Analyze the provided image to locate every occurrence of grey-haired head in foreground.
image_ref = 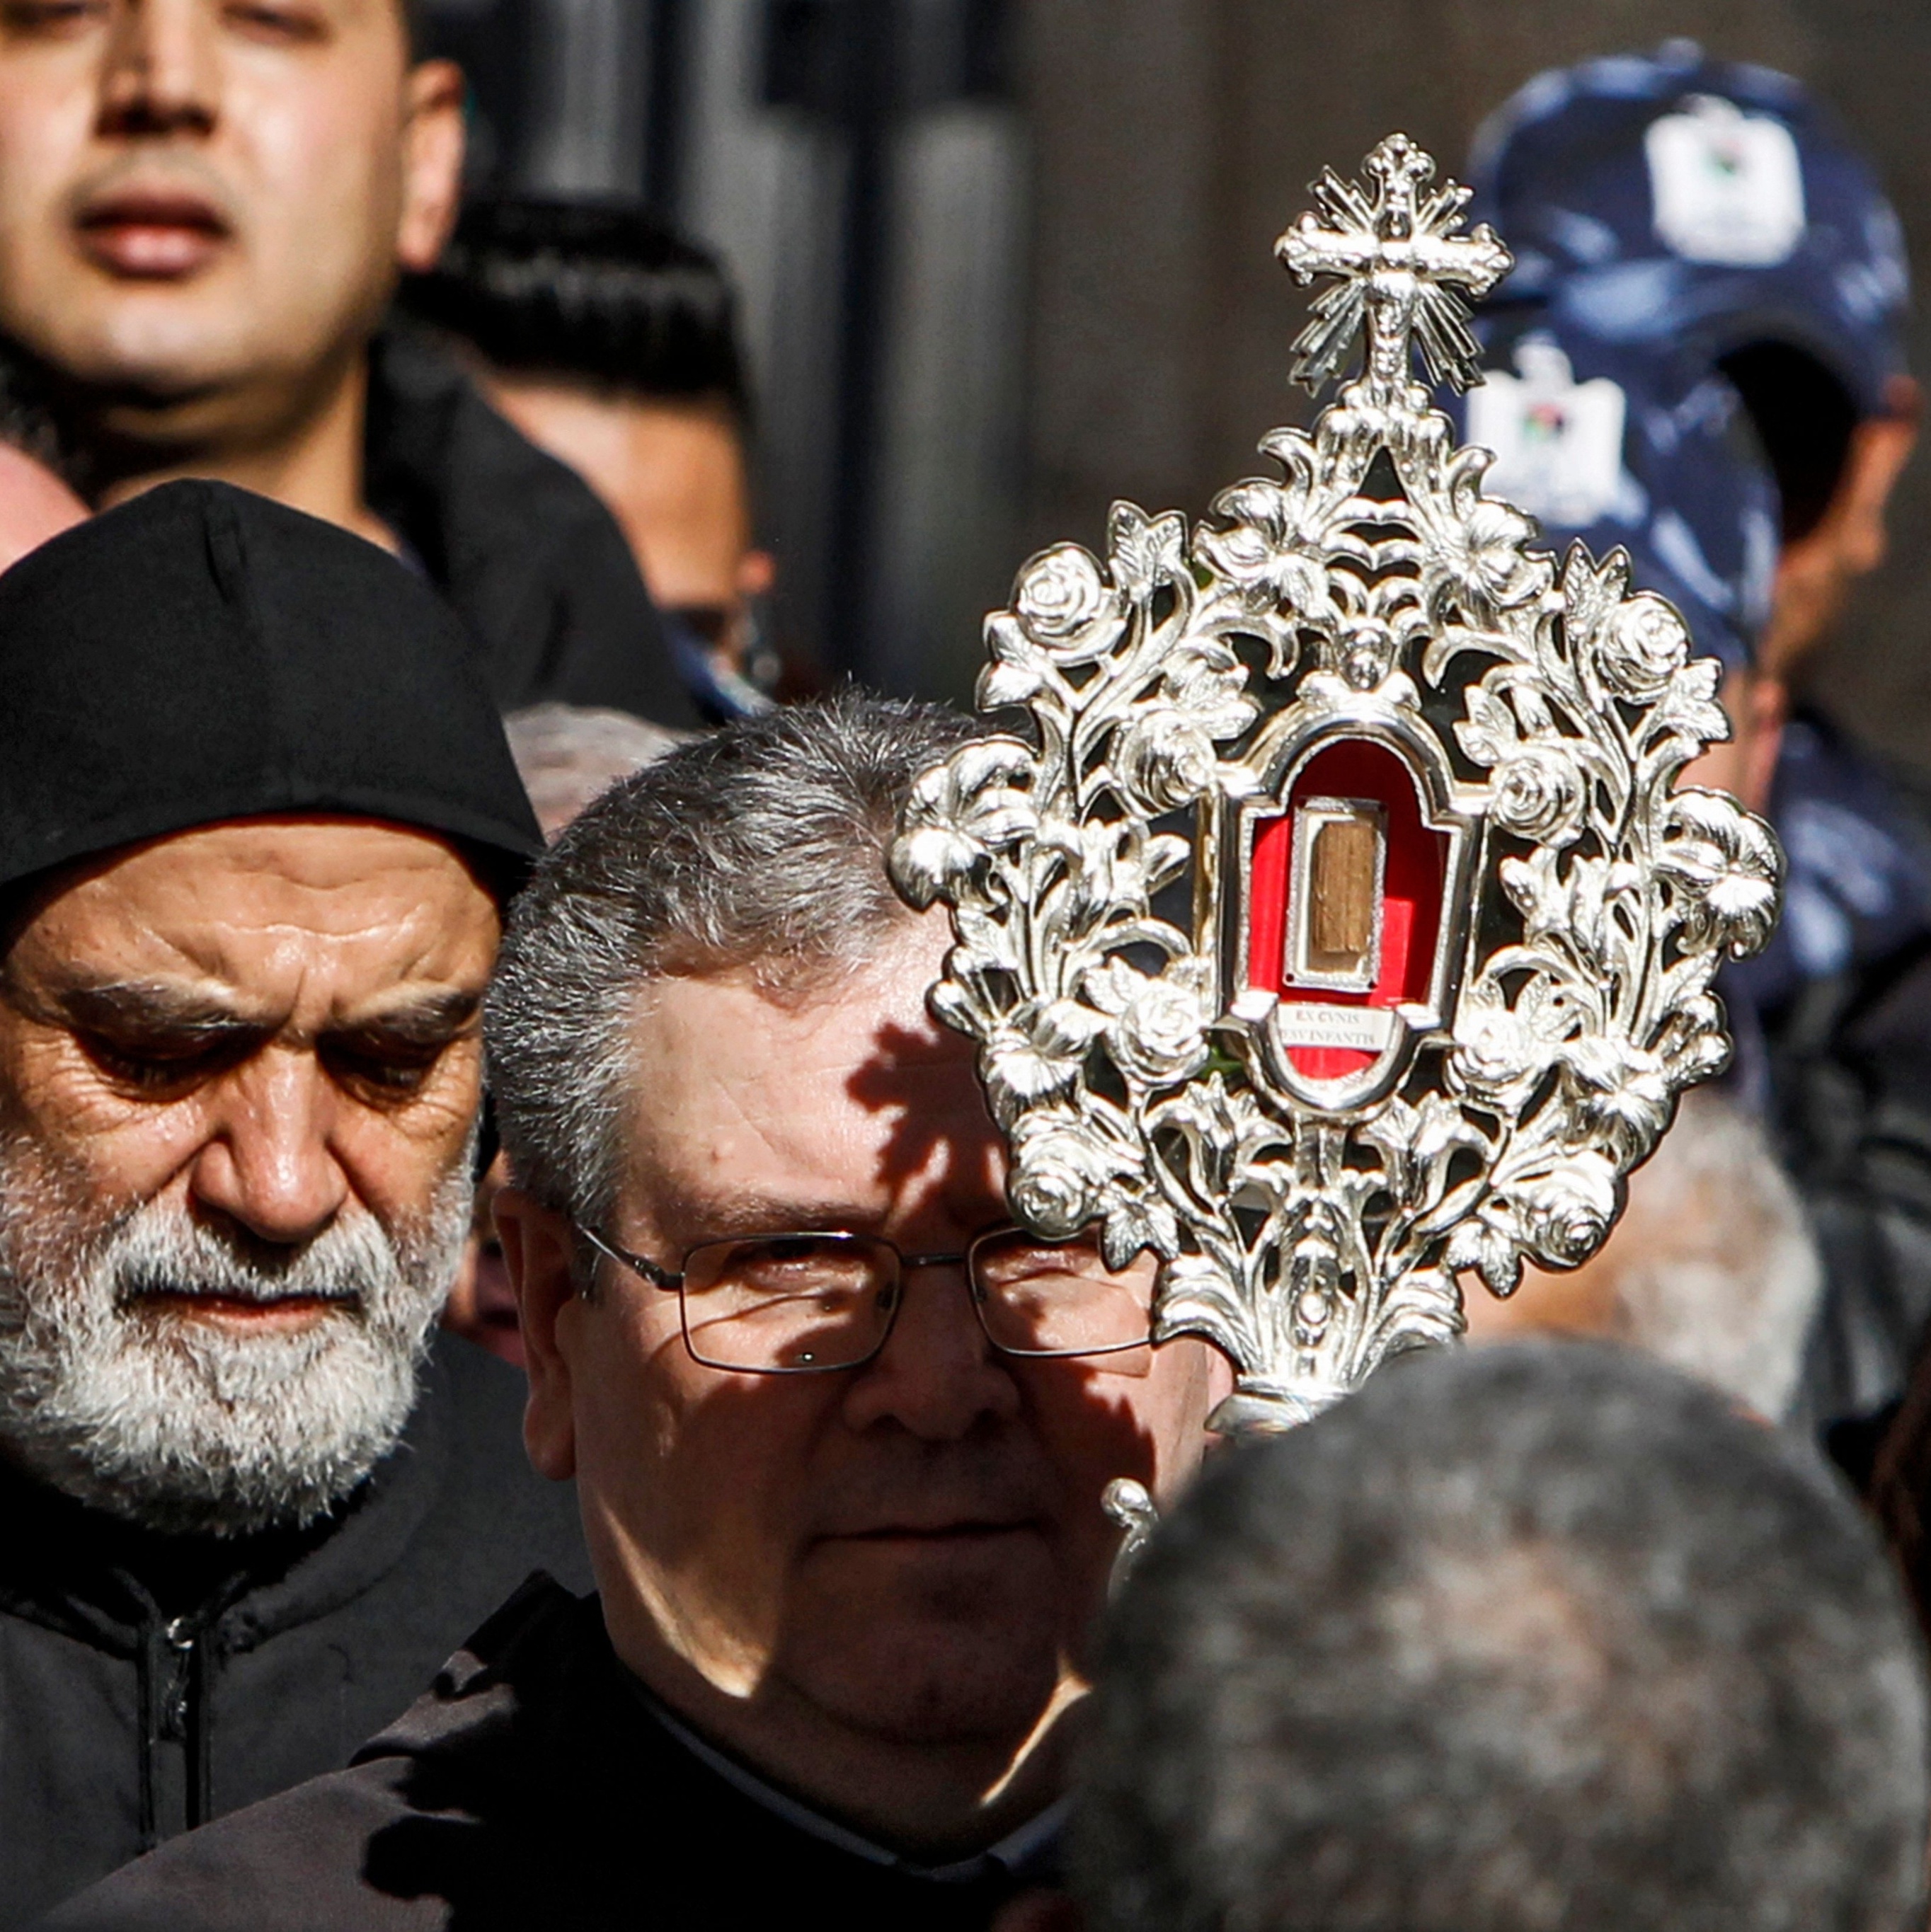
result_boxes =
[1076,1340,1930,1932]
[483,690,975,1233]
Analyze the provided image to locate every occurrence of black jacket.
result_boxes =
[1720,715,1931,1451]
[1,1333,590,1928]
[1767,936,1931,1445]
[41,1577,1053,1932]
[363,328,700,728]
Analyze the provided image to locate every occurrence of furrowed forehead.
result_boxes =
[1,822,498,1006]
[25,820,488,916]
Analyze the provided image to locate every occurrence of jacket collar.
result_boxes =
[355,1575,1067,1894]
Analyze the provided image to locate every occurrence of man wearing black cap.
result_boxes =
[0,0,694,725]
[0,480,588,1927]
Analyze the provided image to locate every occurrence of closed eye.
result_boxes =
[319,1036,450,1103]
[0,0,108,35]
[219,0,329,45]
[74,1025,260,1098]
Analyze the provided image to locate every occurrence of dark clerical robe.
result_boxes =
[3,1334,590,1927]
[40,1576,1058,1932]
[364,327,700,728]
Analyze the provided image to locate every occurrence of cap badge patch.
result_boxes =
[1466,338,1629,527]
[1646,93,1806,268]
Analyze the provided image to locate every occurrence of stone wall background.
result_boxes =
[1016,0,1931,772]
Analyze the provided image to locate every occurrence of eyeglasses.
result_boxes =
[575,1223,1156,1376]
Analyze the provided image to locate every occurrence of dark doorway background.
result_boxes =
[420,0,1026,703]
[421,0,1931,776]
[1021,0,1931,778]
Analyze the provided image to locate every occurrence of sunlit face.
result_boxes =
[0,817,498,1529]
[0,0,460,452]
[510,916,1225,1788]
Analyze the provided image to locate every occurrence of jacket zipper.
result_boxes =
[161,1617,195,1742]
[139,1612,214,1846]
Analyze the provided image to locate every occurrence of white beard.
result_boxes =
[0,1136,473,1537]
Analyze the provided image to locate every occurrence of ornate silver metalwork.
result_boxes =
[890,134,1781,1434]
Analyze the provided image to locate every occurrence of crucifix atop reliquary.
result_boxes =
[891,134,1782,1438]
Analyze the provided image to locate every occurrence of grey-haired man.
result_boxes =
[1075,1342,1929,1932]
[48,693,1232,1932]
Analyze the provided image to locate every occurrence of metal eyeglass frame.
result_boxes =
[573,1222,1154,1375]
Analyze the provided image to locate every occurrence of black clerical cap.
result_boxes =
[0,480,542,897]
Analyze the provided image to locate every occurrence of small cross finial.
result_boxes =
[1276,134,1512,398]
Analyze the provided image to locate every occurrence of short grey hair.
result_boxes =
[483,691,975,1226]
[1591,1085,1822,1422]
[1075,1341,1931,1932]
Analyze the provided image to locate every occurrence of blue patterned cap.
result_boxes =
[1467,40,1910,416]
[1448,309,1779,673]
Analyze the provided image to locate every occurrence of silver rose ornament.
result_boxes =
[893,134,1781,1439]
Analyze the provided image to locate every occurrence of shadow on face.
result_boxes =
[505,917,1225,1795]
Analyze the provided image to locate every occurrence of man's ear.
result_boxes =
[493,1186,580,1480]
[396,59,467,274]
[1836,394,1920,575]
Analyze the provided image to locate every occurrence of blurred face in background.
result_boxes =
[481,379,775,672]
[0,442,84,569]
[1758,393,1920,677]
[1681,665,1785,814]
[0,0,462,470]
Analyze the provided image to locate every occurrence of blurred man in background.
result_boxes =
[402,197,781,720]
[1462,46,1931,1450]
[1073,1343,1929,1932]
[1463,1086,1822,1421]
[1451,263,1823,1416]
[0,0,694,724]
[0,483,588,1926]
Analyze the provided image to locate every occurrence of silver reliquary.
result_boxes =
[890,135,1781,1437]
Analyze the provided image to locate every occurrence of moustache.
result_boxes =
[103,1210,395,1321]
[67,151,240,231]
